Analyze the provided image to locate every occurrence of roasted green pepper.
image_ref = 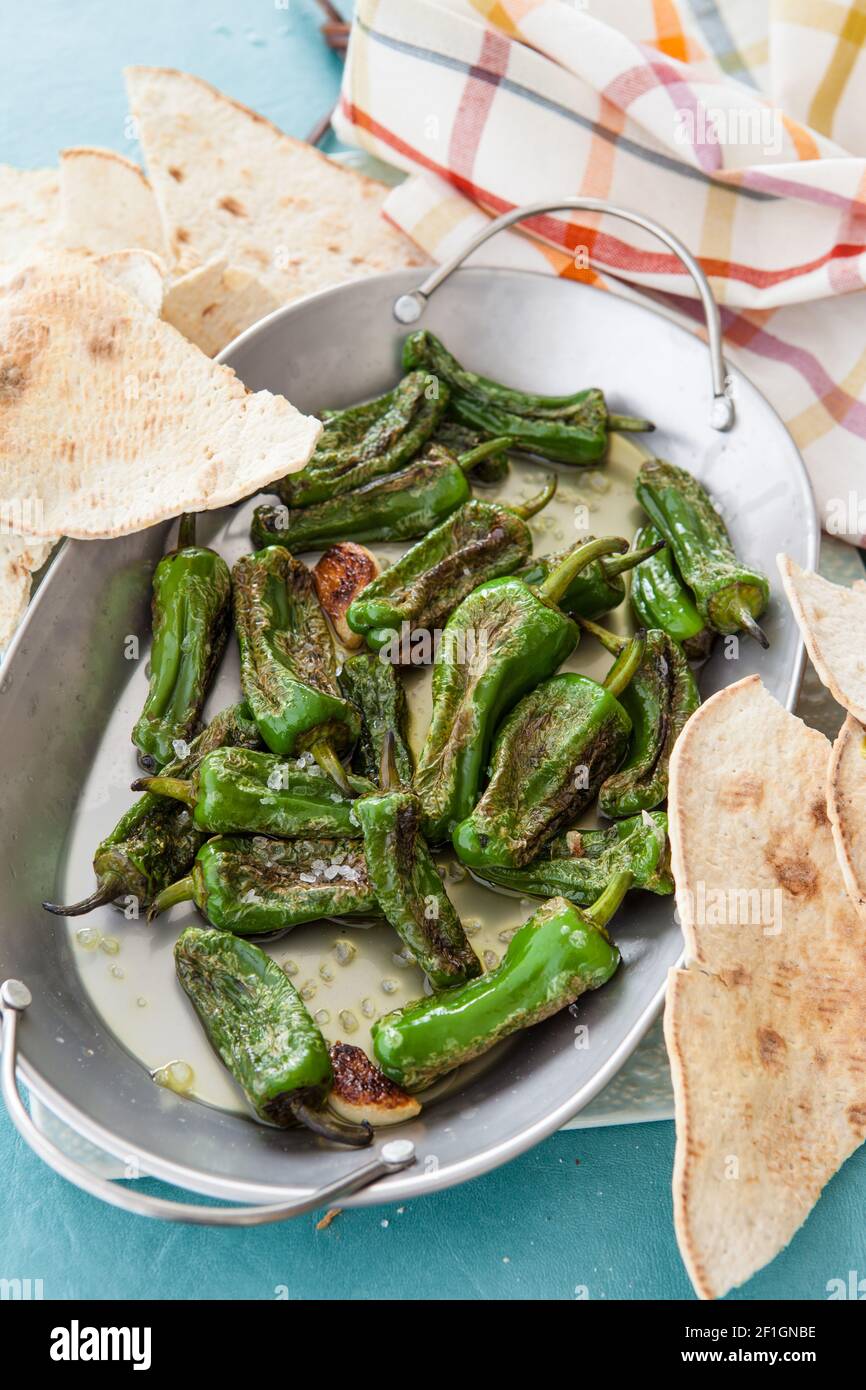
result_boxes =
[452,636,645,870]
[355,735,481,989]
[43,703,262,917]
[629,522,714,661]
[276,371,448,506]
[132,514,232,771]
[233,546,360,793]
[346,489,556,653]
[580,617,700,817]
[338,651,414,786]
[403,330,653,465]
[474,811,672,903]
[251,437,515,554]
[175,926,370,1144]
[517,533,664,621]
[372,875,628,1091]
[635,459,770,646]
[413,536,628,843]
[133,746,372,838]
[432,419,510,484]
[151,836,377,933]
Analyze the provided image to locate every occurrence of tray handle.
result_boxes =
[0,980,415,1226]
[394,198,733,431]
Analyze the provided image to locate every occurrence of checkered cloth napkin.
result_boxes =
[333,0,866,544]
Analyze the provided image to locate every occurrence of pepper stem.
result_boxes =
[587,869,634,929]
[177,512,197,548]
[457,437,514,475]
[290,1099,373,1148]
[310,739,356,798]
[509,472,558,520]
[539,537,627,606]
[42,879,121,917]
[602,631,647,699]
[737,609,770,649]
[607,413,654,434]
[130,774,196,807]
[578,615,625,655]
[599,537,665,580]
[148,875,195,921]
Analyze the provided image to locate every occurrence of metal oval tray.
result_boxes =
[0,266,817,1207]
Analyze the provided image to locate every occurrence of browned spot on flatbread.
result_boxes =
[174,227,190,245]
[218,195,247,217]
[721,965,751,987]
[88,325,120,358]
[764,835,819,899]
[168,166,184,182]
[811,799,829,827]
[718,775,764,812]
[757,1027,787,1072]
[846,1103,866,1132]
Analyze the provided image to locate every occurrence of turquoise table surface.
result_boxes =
[1,0,864,1302]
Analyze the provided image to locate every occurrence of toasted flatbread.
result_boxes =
[827,713,866,920]
[0,165,59,264]
[59,146,169,259]
[0,534,53,647]
[124,67,426,299]
[665,675,866,1300]
[777,553,866,723]
[0,250,321,539]
[94,248,165,315]
[161,257,279,356]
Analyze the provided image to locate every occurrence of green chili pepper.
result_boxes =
[580,617,701,817]
[275,371,449,506]
[133,746,372,838]
[233,546,360,793]
[151,836,377,933]
[355,735,481,989]
[403,330,653,465]
[338,652,414,786]
[476,811,672,902]
[432,420,510,484]
[517,533,664,621]
[452,636,645,870]
[372,875,627,1091]
[635,459,770,646]
[251,436,514,554]
[175,926,371,1145]
[43,704,263,917]
[345,487,556,653]
[132,514,232,772]
[629,522,715,661]
[413,536,628,843]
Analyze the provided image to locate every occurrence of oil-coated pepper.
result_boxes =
[635,459,770,646]
[251,437,513,554]
[338,652,414,786]
[403,330,653,465]
[474,811,672,903]
[452,637,645,870]
[517,534,664,621]
[132,514,232,771]
[580,616,700,817]
[43,703,263,917]
[432,419,510,484]
[233,546,360,792]
[133,746,372,838]
[372,875,628,1090]
[345,486,557,653]
[413,536,628,843]
[151,836,377,933]
[629,522,714,661]
[355,735,481,989]
[275,371,448,506]
[175,926,371,1144]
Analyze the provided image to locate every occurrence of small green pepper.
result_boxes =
[452,637,644,870]
[133,746,372,839]
[431,420,510,484]
[43,703,263,917]
[517,533,664,621]
[338,652,414,786]
[151,836,377,933]
[475,811,672,903]
[372,875,628,1091]
[233,546,360,793]
[629,522,715,661]
[635,459,770,646]
[175,926,371,1144]
[403,330,653,465]
[580,617,701,817]
[276,371,449,506]
[132,514,232,771]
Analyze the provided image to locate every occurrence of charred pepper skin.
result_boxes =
[151,836,378,934]
[275,371,449,506]
[175,927,371,1145]
[517,534,664,621]
[132,514,232,772]
[338,652,414,786]
[630,522,715,661]
[372,878,627,1091]
[403,330,653,465]
[43,703,263,917]
[133,746,373,839]
[431,420,510,484]
[635,459,770,646]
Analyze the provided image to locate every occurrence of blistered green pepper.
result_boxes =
[431,420,510,483]
[373,876,628,1091]
[403,330,653,465]
[629,522,714,661]
[233,546,360,792]
[132,514,231,771]
[151,836,377,933]
[517,534,664,621]
[43,703,262,917]
[175,927,370,1144]
[635,459,769,646]
[338,652,414,786]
